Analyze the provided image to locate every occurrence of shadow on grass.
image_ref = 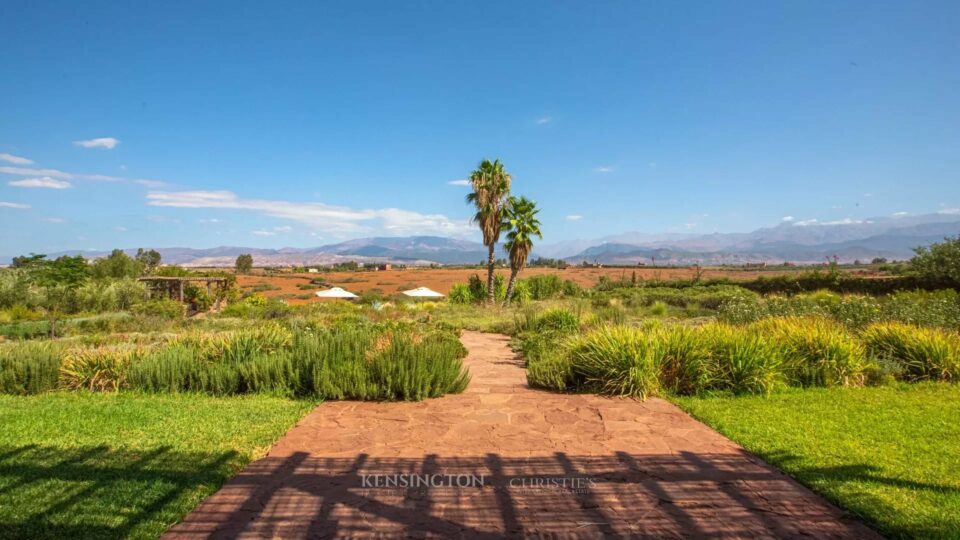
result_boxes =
[0,444,240,540]
[753,450,960,539]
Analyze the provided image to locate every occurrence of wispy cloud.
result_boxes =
[595,166,614,173]
[1,165,164,187]
[74,137,120,149]
[782,216,795,222]
[198,218,222,224]
[273,225,293,232]
[0,201,30,209]
[535,116,552,125]
[0,153,33,165]
[42,217,66,224]
[565,215,583,221]
[447,179,470,186]
[0,166,72,179]
[792,217,869,227]
[937,208,960,215]
[114,226,128,232]
[146,190,473,235]
[892,211,909,217]
[9,177,72,189]
[252,230,276,237]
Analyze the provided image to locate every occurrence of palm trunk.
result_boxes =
[486,244,496,305]
[503,268,519,307]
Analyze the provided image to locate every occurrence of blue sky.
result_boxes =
[2,1,959,255]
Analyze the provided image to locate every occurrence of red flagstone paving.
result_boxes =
[166,331,879,539]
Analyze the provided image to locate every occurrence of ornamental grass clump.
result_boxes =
[699,323,786,395]
[59,345,145,391]
[568,325,662,399]
[751,317,868,388]
[862,322,960,382]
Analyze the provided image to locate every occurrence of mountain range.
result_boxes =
[7,213,959,267]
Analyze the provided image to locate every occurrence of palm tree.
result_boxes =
[502,196,542,305]
[466,159,511,304]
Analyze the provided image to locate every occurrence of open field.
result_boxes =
[235,266,869,304]
[675,383,960,539]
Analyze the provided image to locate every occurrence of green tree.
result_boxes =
[235,254,254,274]
[30,255,89,337]
[11,253,47,269]
[466,159,511,305]
[135,248,162,273]
[91,249,143,279]
[501,196,543,305]
[911,236,960,283]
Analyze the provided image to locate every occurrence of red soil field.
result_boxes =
[235,266,819,305]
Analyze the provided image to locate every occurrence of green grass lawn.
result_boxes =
[0,392,317,539]
[674,383,960,539]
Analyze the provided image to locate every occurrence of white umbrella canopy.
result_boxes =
[401,286,445,298]
[315,287,359,299]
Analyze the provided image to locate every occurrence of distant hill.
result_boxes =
[563,213,960,265]
[7,214,957,267]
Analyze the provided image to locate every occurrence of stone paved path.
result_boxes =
[167,331,878,539]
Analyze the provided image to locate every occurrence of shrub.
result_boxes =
[533,308,580,333]
[510,280,532,304]
[0,269,39,309]
[862,323,960,382]
[648,301,668,317]
[520,275,581,300]
[0,342,61,394]
[448,283,473,304]
[129,324,470,400]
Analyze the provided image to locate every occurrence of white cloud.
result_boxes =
[1,165,164,187]
[937,208,960,215]
[9,177,72,189]
[0,201,30,209]
[81,174,125,182]
[42,217,66,224]
[0,166,72,179]
[822,218,866,225]
[74,137,120,149]
[536,116,552,125]
[198,218,222,224]
[0,153,33,165]
[273,225,293,232]
[447,179,470,186]
[114,226,128,232]
[146,190,473,235]
[565,215,583,221]
[595,166,614,173]
[892,211,909,217]
[782,216,794,222]
[792,217,867,227]
[252,230,276,236]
